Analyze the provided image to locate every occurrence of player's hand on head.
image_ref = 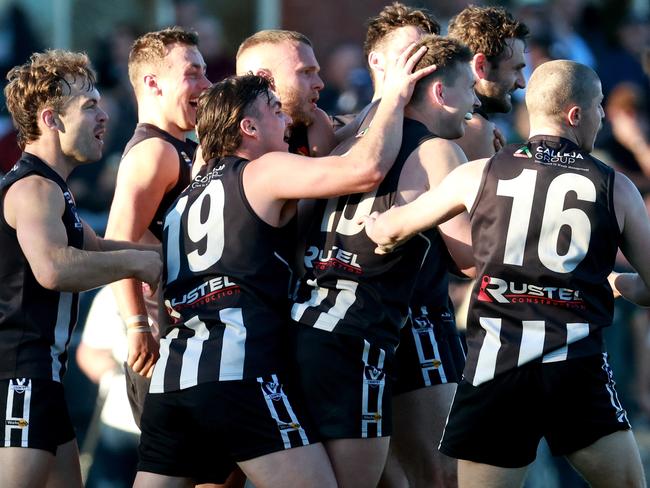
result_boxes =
[382,43,437,107]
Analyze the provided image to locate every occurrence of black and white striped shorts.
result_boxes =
[394,304,466,395]
[0,378,75,454]
[440,353,631,468]
[138,374,314,484]
[291,325,394,439]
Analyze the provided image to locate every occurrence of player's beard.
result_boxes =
[477,81,512,114]
[280,86,313,127]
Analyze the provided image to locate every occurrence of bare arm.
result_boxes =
[362,159,489,254]
[398,138,474,277]
[3,175,162,292]
[105,138,180,376]
[245,44,437,203]
[83,222,161,254]
[612,172,650,306]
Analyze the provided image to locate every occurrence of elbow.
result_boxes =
[352,168,384,193]
[32,262,65,291]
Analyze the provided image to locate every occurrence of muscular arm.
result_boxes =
[244,45,437,213]
[611,172,650,306]
[396,139,474,275]
[83,222,161,254]
[105,139,178,316]
[363,159,489,254]
[3,176,161,292]
[105,138,180,376]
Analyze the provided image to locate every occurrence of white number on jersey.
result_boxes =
[164,180,226,283]
[496,169,596,273]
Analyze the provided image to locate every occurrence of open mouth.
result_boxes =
[189,99,199,109]
[94,128,105,142]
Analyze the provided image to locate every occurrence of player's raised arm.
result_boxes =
[362,158,488,254]
[251,43,437,200]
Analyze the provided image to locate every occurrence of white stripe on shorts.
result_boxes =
[4,379,31,447]
[361,340,385,438]
[258,374,309,449]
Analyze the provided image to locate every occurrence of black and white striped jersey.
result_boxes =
[291,118,434,349]
[121,123,196,241]
[465,136,620,386]
[0,153,84,382]
[153,156,292,393]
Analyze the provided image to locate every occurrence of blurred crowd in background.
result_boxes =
[0,0,649,486]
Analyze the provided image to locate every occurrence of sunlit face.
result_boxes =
[155,43,211,132]
[249,90,292,153]
[478,37,526,113]
[270,41,323,126]
[439,64,481,139]
[57,79,108,163]
[577,81,604,152]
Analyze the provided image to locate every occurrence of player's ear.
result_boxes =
[41,107,62,132]
[143,74,161,95]
[432,80,445,105]
[567,105,581,127]
[472,53,490,80]
[255,68,273,81]
[240,117,257,137]
[368,50,384,75]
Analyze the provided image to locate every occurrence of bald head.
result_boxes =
[526,60,600,122]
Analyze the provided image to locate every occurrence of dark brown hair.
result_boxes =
[4,50,96,149]
[196,74,272,160]
[448,5,529,67]
[411,35,473,104]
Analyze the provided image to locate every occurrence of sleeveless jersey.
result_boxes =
[122,123,196,240]
[291,118,434,348]
[152,156,292,393]
[465,135,620,386]
[409,228,454,316]
[0,153,84,382]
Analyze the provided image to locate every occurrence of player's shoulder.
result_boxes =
[120,136,181,171]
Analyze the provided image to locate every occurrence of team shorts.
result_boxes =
[0,378,75,454]
[138,373,313,484]
[124,361,150,428]
[393,305,465,395]
[439,353,631,468]
[291,325,394,439]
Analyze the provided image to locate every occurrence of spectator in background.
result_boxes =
[319,43,372,116]
[68,24,140,225]
[195,17,235,83]
[0,2,43,173]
